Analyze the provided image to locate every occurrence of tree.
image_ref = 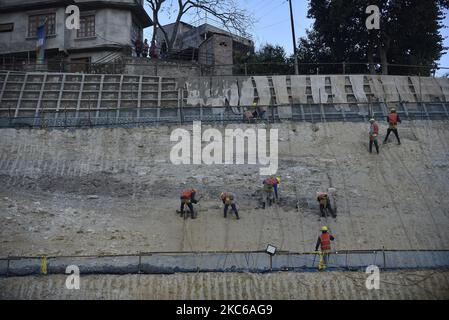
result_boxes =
[235,44,293,75]
[146,0,253,52]
[299,0,449,75]
[146,0,166,43]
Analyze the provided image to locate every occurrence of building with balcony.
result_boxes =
[0,0,152,72]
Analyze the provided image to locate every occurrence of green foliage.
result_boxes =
[234,44,294,75]
[299,0,449,75]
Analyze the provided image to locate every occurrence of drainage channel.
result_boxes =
[1,250,448,276]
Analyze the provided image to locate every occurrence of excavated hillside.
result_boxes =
[0,120,449,258]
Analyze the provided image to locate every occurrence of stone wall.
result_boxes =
[122,57,202,77]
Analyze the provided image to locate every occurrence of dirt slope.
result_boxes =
[0,120,448,257]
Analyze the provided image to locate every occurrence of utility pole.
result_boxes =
[289,0,299,75]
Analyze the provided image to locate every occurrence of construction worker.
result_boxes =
[317,192,336,218]
[269,176,281,202]
[180,188,198,219]
[262,177,275,209]
[220,192,240,220]
[315,226,335,270]
[369,118,380,154]
[245,100,267,121]
[384,108,402,145]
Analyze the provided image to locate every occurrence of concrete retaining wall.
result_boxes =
[1,71,449,128]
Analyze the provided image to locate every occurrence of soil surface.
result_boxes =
[1,270,448,299]
[1,121,449,257]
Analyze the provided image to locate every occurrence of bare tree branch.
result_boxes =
[146,0,253,52]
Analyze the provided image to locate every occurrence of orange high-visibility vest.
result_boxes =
[372,122,379,135]
[320,233,331,251]
[388,113,398,125]
[221,192,234,204]
[181,190,194,199]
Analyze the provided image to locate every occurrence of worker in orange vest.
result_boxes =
[262,177,275,209]
[315,226,335,270]
[180,188,199,219]
[220,192,240,220]
[268,176,281,202]
[383,108,402,145]
[317,192,336,218]
[369,118,380,154]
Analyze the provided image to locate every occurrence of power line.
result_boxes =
[258,18,290,30]
[255,0,289,21]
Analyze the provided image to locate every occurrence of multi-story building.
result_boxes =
[0,0,152,72]
[155,21,254,68]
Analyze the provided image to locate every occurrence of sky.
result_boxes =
[143,0,449,74]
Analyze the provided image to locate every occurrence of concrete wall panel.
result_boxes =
[311,76,328,104]
[330,75,347,104]
[368,76,384,102]
[410,77,443,102]
[381,76,400,102]
[238,77,254,107]
[272,76,290,105]
[349,75,368,103]
[394,76,416,102]
[436,78,449,102]
[290,75,308,104]
[253,76,271,106]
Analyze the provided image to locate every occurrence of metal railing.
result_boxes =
[1,59,448,77]
[1,102,448,129]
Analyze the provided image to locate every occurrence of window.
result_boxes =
[70,57,91,73]
[28,13,56,37]
[77,15,95,38]
[0,23,14,33]
[131,21,140,43]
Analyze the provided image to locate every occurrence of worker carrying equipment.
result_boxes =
[267,176,281,202]
[384,108,402,145]
[369,118,380,154]
[180,188,199,219]
[245,100,267,122]
[315,226,335,271]
[262,178,275,209]
[317,192,336,218]
[220,192,240,220]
